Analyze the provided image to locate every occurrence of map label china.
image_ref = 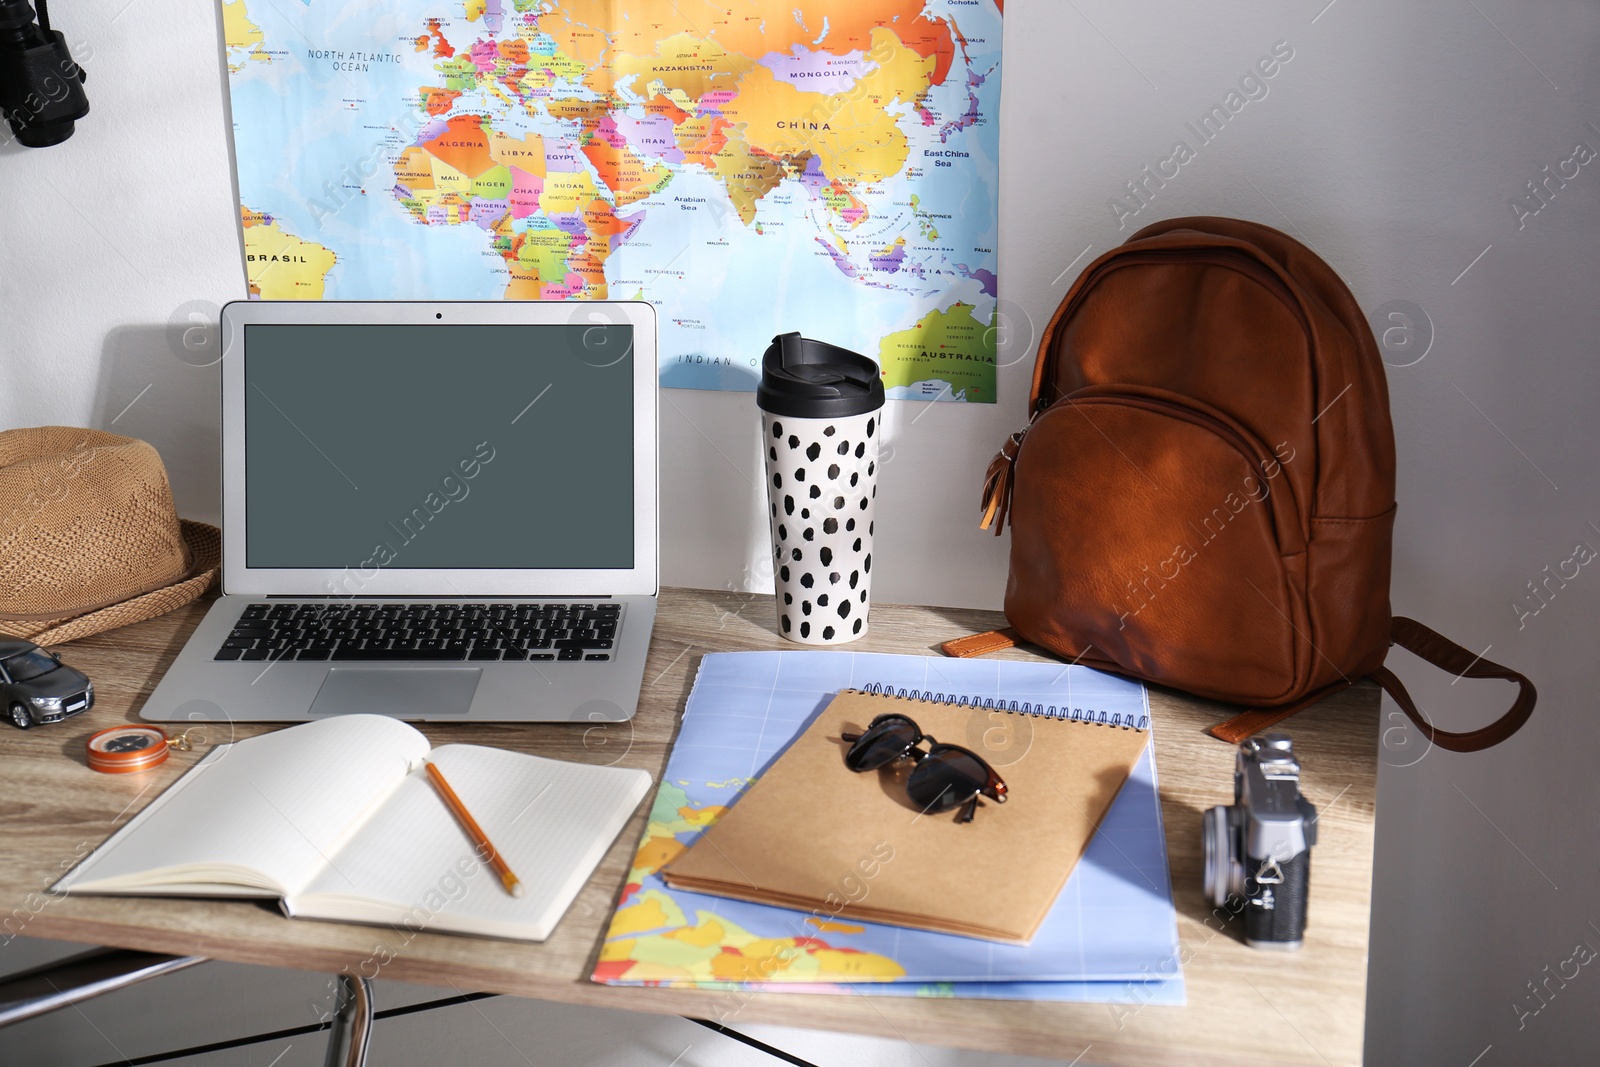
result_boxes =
[224,0,1002,401]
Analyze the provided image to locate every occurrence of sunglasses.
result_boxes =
[840,712,1008,823]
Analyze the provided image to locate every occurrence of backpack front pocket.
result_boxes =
[1004,388,1310,704]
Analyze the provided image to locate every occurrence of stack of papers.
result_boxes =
[592,651,1185,1004]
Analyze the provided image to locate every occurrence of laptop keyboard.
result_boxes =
[213,602,620,663]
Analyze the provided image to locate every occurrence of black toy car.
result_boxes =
[1,638,94,728]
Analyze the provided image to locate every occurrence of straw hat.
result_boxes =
[0,427,219,646]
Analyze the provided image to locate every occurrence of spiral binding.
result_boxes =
[852,683,1150,731]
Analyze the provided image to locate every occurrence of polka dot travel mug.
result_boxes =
[756,332,885,644]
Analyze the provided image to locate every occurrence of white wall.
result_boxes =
[3,2,1598,1063]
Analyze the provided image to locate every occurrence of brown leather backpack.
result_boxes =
[945,217,1534,752]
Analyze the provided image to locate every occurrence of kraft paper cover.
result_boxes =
[661,689,1150,944]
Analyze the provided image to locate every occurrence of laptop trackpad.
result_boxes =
[309,668,480,718]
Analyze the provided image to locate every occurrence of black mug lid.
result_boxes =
[757,333,886,419]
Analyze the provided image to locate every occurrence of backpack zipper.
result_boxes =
[1034,248,1313,415]
[1002,387,1305,555]
[1066,386,1276,480]
[1068,390,1305,559]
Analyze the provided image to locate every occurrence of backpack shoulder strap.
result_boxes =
[1212,618,1535,749]
[948,618,1535,753]
[1369,616,1536,752]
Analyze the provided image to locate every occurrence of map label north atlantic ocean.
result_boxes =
[224,1,1003,402]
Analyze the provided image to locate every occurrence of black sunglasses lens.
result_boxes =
[906,748,991,812]
[844,716,921,771]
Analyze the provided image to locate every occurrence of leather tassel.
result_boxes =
[979,430,1026,534]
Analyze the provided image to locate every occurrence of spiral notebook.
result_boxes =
[596,651,1182,998]
[663,687,1149,943]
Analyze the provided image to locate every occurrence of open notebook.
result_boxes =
[54,715,651,941]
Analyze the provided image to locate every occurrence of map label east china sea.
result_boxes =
[224,0,1002,401]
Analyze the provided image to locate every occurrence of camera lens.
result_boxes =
[1201,805,1236,907]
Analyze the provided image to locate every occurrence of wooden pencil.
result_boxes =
[424,761,524,898]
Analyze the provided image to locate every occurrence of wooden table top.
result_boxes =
[0,587,1378,1065]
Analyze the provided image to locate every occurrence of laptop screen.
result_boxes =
[242,323,633,571]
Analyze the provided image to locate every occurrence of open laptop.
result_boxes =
[141,300,658,724]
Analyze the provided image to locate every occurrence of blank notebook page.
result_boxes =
[56,715,429,896]
[295,744,650,938]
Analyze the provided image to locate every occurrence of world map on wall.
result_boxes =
[223,0,1002,401]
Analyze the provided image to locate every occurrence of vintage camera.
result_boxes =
[1202,733,1317,950]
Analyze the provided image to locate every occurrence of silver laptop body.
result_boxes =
[141,300,658,724]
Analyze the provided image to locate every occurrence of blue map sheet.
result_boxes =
[594,650,1184,1004]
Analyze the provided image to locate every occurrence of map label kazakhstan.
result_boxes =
[224,0,1001,401]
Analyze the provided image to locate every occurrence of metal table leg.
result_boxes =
[0,949,205,1028]
[323,973,374,1067]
